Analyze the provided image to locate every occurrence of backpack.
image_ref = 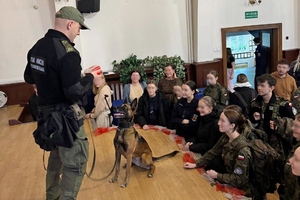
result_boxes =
[237,128,281,197]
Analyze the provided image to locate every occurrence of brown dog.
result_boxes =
[109,98,155,188]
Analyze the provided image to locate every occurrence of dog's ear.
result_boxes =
[124,98,128,104]
[131,98,138,112]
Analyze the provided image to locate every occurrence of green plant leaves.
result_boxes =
[112,54,185,83]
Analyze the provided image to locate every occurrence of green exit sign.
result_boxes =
[245,11,258,19]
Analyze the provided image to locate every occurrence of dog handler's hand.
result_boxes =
[184,162,196,169]
[143,125,149,130]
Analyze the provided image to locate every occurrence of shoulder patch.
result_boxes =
[234,167,243,175]
[292,107,297,115]
[192,114,198,122]
[61,40,75,53]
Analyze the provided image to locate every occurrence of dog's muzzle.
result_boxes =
[113,112,126,119]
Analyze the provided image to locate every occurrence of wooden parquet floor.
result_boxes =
[0,105,279,200]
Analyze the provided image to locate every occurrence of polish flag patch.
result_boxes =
[237,155,245,160]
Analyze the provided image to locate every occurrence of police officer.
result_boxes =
[203,70,229,107]
[253,37,268,90]
[249,74,295,199]
[24,6,98,200]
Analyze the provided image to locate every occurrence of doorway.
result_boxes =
[221,23,282,89]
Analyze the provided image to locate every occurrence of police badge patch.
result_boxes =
[192,114,198,122]
[234,167,243,175]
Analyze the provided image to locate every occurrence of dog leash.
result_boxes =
[85,118,116,181]
[43,150,47,171]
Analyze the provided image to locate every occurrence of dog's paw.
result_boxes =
[147,174,153,178]
[120,182,128,188]
[109,178,117,183]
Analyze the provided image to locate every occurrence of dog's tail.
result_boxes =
[153,151,178,162]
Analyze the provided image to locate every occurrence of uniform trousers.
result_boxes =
[46,126,88,200]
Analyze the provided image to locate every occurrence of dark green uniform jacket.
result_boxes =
[284,140,300,200]
[196,133,252,197]
[203,83,229,107]
[249,92,295,161]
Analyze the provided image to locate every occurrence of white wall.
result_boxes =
[297,0,300,47]
[0,0,55,84]
[0,0,299,84]
[197,0,299,61]
[0,0,188,84]
[79,0,188,72]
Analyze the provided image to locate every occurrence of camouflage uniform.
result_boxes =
[284,140,300,200]
[249,92,295,162]
[291,87,300,114]
[249,92,295,199]
[196,134,253,198]
[203,83,229,107]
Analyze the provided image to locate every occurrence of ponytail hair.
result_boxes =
[223,108,247,133]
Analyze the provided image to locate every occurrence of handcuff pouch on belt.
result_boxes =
[33,103,84,151]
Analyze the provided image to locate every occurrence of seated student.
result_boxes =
[284,114,300,199]
[169,78,183,112]
[249,74,295,199]
[28,84,39,121]
[184,109,264,199]
[288,146,300,198]
[158,64,183,101]
[171,80,199,142]
[123,70,147,104]
[180,96,222,155]
[271,59,297,101]
[203,70,229,107]
[288,51,300,87]
[86,74,113,127]
[135,80,170,129]
[229,73,257,118]
[289,146,300,177]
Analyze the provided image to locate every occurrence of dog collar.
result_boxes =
[118,122,134,129]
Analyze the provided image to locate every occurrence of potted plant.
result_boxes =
[112,54,147,84]
[144,55,185,82]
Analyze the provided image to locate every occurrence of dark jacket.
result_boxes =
[28,93,39,121]
[24,29,93,107]
[188,107,222,155]
[249,92,295,161]
[255,44,268,75]
[135,89,170,128]
[229,84,257,117]
[171,97,199,141]
[288,60,300,87]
